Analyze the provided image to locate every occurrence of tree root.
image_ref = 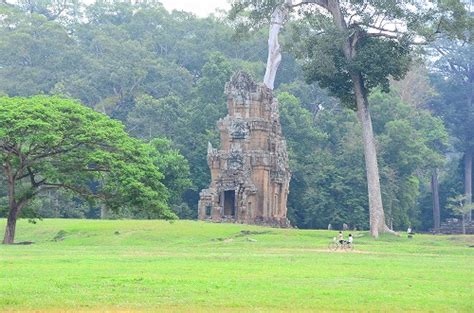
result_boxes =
[384,225,400,236]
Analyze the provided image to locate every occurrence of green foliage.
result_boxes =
[354,37,412,92]
[277,79,338,113]
[427,2,473,158]
[276,86,449,230]
[435,0,474,40]
[0,2,271,217]
[0,6,76,96]
[295,25,356,107]
[13,0,82,24]
[149,138,192,218]
[290,19,413,107]
[196,52,233,106]
[0,0,467,232]
[228,0,281,33]
[0,96,174,219]
[128,95,187,141]
[369,90,448,229]
[278,91,369,229]
[175,53,235,210]
[430,44,474,153]
[446,194,474,217]
[230,0,467,107]
[418,157,465,230]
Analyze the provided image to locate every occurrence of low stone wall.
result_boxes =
[433,218,474,234]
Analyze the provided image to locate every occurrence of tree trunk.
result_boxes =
[3,206,18,244]
[2,161,26,244]
[464,151,472,222]
[100,206,108,219]
[3,163,17,244]
[263,1,290,89]
[3,174,21,244]
[468,78,474,222]
[323,0,390,238]
[351,73,388,238]
[431,168,440,231]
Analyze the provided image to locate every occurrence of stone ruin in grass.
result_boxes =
[198,71,291,227]
[435,218,474,234]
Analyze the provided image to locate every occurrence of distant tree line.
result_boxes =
[0,0,472,233]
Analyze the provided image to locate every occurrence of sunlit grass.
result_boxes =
[0,219,473,312]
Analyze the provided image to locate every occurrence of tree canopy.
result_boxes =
[0,0,471,236]
[0,96,175,243]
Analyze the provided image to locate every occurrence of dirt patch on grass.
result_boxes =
[211,229,273,242]
[53,230,68,241]
[235,230,273,237]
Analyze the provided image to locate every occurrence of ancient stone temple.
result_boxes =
[198,72,291,227]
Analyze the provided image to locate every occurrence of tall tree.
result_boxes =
[278,92,370,229]
[263,0,292,89]
[230,0,462,237]
[149,138,192,218]
[432,168,441,229]
[370,90,448,229]
[391,63,445,230]
[0,4,77,97]
[10,0,81,22]
[0,96,174,244]
[1,0,463,230]
[431,36,474,221]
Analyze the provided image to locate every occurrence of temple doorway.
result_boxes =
[223,190,235,216]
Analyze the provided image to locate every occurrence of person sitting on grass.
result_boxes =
[338,231,344,244]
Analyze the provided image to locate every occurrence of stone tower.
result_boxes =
[198,72,291,227]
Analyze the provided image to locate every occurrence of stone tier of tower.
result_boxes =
[198,72,291,227]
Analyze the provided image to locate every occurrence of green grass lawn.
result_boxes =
[0,219,473,312]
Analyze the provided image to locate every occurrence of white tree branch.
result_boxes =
[263,1,291,89]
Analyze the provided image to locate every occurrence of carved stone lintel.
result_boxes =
[225,71,257,99]
[230,119,249,139]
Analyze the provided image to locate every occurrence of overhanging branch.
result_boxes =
[41,183,106,201]
[289,0,329,10]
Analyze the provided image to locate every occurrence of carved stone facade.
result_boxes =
[198,72,291,227]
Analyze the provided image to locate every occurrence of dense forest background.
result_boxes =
[0,1,472,231]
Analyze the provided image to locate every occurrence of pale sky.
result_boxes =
[76,0,231,17]
[159,0,230,17]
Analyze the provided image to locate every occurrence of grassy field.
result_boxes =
[0,219,473,312]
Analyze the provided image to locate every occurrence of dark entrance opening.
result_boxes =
[223,190,235,216]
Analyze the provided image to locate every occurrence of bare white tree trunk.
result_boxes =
[263,1,291,89]
[464,151,472,222]
[352,73,388,238]
[431,168,441,230]
[322,1,385,231]
[100,206,108,219]
[324,0,393,238]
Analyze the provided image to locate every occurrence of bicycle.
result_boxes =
[328,237,354,251]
